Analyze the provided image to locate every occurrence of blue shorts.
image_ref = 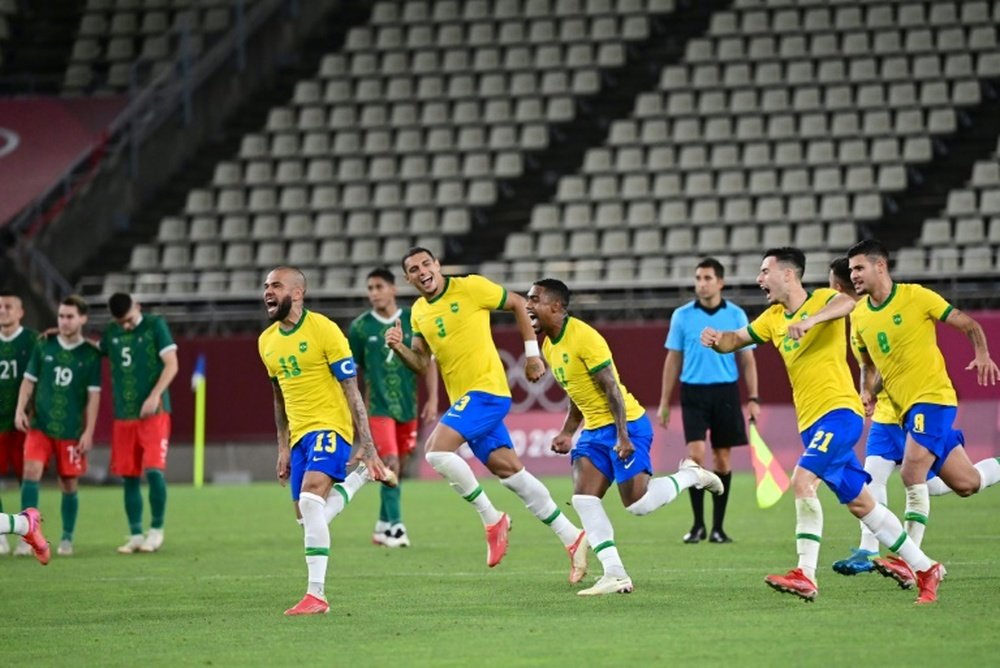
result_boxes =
[904,403,965,477]
[866,421,906,462]
[440,391,513,465]
[798,409,870,504]
[571,414,653,485]
[289,430,352,501]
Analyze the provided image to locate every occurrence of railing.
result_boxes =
[5,0,297,303]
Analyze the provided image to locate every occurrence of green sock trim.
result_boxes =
[904,512,928,525]
[796,533,822,543]
[305,547,330,557]
[334,484,350,506]
[593,540,616,554]
[6,513,13,533]
[463,486,483,503]
[542,508,562,525]
[667,475,680,496]
[889,531,908,553]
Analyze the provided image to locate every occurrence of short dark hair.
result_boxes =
[828,257,855,294]
[847,239,889,263]
[366,267,395,284]
[696,257,725,279]
[401,246,436,270]
[61,294,89,315]
[108,292,132,318]
[762,247,805,279]
[532,278,571,308]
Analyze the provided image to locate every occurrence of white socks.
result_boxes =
[858,456,894,552]
[975,457,1000,491]
[859,504,932,573]
[2,513,29,536]
[572,494,626,578]
[299,492,329,599]
[426,451,502,526]
[499,468,580,547]
[904,483,929,548]
[626,474,686,516]
[795,497,823,582]
[926,476,952,496]
[324,469,367,524]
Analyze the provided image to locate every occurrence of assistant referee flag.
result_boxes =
[748,421,789,509]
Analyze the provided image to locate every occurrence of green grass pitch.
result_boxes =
[3,473,998,667]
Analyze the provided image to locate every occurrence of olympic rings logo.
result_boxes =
[0,128,20,159]
[498,349,568,413]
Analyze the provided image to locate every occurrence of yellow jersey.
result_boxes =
[411,275,511,402]
[747,288,863,432]
[849,322,900,425]
[258,310,355,447]
[542,316,645,430]
[851,282,957,416]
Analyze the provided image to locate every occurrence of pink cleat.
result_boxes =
[764,568,818,601]
[567,530,588,584]
[873,555,916,590]
[284,593,330,616]
[485,513,510,568]
[21,508,50,566]
[915,563,944,605]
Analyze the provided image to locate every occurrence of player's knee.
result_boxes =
[425,450,450,470]
[952,480,978,497]
[625,496,652,516]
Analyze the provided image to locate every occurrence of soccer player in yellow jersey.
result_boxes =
[385,248,588,579]
[794,240,999,589]
[702,248,943,603]
[527,278,723,596]
[259,267,392,616]
[826,258,953,577]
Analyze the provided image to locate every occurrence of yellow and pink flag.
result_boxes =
[748,421,790,508]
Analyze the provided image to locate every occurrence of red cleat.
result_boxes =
[873,555,916,589]
[566,530,588,584]
[485,513,510,568]
[21,508,50,566]
[915,563,944,604]
[284,593,329,616]
[764,568,818,601]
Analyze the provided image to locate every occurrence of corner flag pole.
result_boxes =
[192,354,207,489]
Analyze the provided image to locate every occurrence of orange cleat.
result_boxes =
[873,555,916,590]
[764,568,818,601]
[567,530,588,584]
[284,593,330,616]
[485,513,511,568]
[20,508,50,566]
[915,563,944,605]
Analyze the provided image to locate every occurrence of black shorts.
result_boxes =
[680,382,748,449]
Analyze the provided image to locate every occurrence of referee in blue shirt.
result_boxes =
[658,258,759,544]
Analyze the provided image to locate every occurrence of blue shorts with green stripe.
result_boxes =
[290,430,351,501]
[798,409,869,504]
[440,391,514,464]
[571,414,653,484]
[904,403,964,477]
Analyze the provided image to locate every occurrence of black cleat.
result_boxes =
[708,529,733,544]
[683,526,706,543]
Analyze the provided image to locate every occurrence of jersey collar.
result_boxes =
[693,298,726,315]
[279,309,309,336]
[866,282,897,312]
[783,291,812,320]
[426,276,451,304]
[0,326,23,342]
[369,308,402,325]
[56,336,86,350]
[551,315,571,344]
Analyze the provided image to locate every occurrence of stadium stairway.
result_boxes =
[872,76,1000,249]
[0,0,84,95]
[72,0,375,286]
[453,0,733,264]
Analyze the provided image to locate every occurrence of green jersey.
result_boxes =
[100,314,177,419]
[25,337,102,439]
[0,327,38,432]
[348,308,419,422]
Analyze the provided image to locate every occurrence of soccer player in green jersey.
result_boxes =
[101,293,178,554]
[387,248,588,579]
[15,295,102,558]
[349,267,439,548]
[0,292,37,555]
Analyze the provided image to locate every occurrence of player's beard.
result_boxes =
[269,295,293,323]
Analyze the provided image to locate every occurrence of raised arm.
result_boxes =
[385,320,433,376]
[657,350,682,428]
[737,348,760,422]
[786,293,856,340]
[701,326,754,354]
[271,379,291,485]
[944,308,999,385]
[593,365,634,461]
[502,291,545,383]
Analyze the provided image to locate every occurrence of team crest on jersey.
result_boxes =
[450,303,459,313]
[893,314,902,325]
[299,341,308,352]
[562,353,570,363]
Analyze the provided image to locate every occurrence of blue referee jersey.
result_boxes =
[665,299,753,384]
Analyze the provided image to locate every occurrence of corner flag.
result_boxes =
[192,354,206,488]
[748,420,789,509]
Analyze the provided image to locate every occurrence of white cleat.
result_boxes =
[117,534,145,554]
[139,529,164,553]
[13,538,33,557]
[372,521,390,546]
[567,531,588,584]
[679,458,725,495]
[57,539,74,556]
[577,574,634,596]
[0,534,9,555]
[384,523,410,548]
